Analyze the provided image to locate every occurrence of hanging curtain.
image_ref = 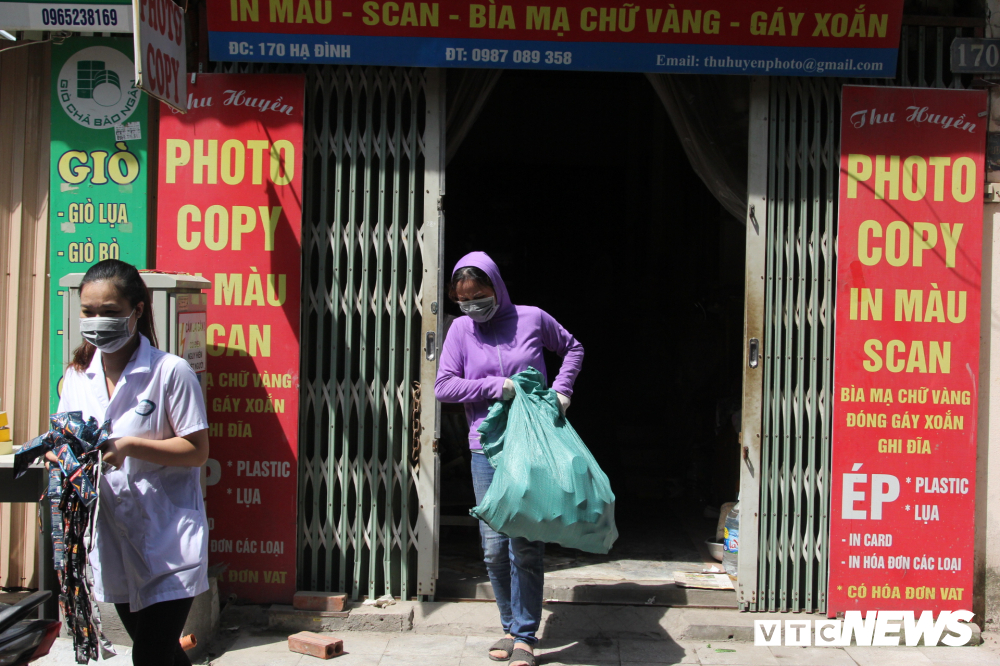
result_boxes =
[646,73,750,222]
[445,68,503,165]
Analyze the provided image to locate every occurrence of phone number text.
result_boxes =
[446,47,572,64]
[40,7,121,27]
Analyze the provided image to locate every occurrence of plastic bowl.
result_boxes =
[705,540,725,562]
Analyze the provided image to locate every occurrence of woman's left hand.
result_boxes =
[556,392,571,416]
[100,437,131,468]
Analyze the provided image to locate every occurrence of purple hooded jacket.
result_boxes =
[435,251,584,450]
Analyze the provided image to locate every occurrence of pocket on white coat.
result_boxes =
[135,473,207,576]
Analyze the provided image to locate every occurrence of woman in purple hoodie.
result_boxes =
[435,252,584,666]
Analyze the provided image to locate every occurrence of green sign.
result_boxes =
[50,37,147,410]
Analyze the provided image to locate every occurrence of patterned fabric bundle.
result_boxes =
[14,411,116,664]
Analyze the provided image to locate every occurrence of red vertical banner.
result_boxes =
[829,86,986,615]
[157,74,304,602]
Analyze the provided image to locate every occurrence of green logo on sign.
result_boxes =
[57,45,138,129]
[76,61,122,107]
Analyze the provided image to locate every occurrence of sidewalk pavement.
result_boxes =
[29,601,1000,666]
[31,627,1000,666]
[202,630,1000,666]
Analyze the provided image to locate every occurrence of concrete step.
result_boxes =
[260,600,982,647]
[267,602,415,633]
[437,575,739,607]
[412,602,752,641]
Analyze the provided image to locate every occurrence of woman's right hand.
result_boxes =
[502,378,515,400]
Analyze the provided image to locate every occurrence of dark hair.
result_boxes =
[70,260,158,371]
[448,266,493,302]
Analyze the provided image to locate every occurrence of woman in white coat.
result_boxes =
[57,259,209,666]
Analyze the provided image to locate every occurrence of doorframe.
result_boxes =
[416,67,446,600]
[738,75,770,610]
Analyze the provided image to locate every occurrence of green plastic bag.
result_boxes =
[470,367,618,554]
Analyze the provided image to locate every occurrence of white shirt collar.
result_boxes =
[85,334,152,377]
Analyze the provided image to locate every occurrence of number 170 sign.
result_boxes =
[950,38,1000,73]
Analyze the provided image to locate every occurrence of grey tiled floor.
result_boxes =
[206,632,1000,666]
[30,633,1000,666]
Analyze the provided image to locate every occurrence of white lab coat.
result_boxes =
[58,335,210,611]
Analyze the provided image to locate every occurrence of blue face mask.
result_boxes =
[459,296,498,323]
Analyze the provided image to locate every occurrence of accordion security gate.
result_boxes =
[749,22,974,613]
[753,77,839,613]
[297,66,443,601]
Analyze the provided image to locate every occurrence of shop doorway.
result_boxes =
[436,70,746,603]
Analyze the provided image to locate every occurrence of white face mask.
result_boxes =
[79,308,136,354]
[459,296,498,323]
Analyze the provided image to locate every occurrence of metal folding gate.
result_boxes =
[753,77,839,613]
[296,66,444,600]
[746,18,974,613]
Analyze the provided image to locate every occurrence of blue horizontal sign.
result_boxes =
[210,32,898,77]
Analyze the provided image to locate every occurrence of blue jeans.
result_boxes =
[470,451,545,646]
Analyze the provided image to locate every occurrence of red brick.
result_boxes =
[288,632,344,659]
[293,591,348,612]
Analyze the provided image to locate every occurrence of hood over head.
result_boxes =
[453,251,514,317]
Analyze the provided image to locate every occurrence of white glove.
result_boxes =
[556,392,571,416]
[502,378,515,400]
